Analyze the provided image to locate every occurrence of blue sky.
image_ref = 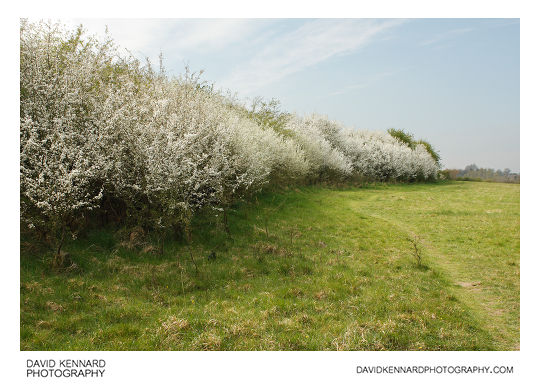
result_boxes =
[70,18,520,172]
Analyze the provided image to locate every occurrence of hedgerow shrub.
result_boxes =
[20,21,441,252]
[285,115,439,182]
[285,115,353,180]
[20,22,109,262]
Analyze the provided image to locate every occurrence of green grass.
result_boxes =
[20,181,519,350]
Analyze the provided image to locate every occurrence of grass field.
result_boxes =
[20,181,520,350]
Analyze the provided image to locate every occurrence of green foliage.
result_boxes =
[246,97,294,137]
[387,128,416,149]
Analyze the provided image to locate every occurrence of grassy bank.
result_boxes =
[20,181,519,350]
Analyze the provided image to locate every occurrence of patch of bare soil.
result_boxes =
[456,281,482,288]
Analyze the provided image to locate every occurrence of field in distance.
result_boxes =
[20,181,519,350]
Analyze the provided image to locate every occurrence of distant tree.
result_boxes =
[444,164,519,183]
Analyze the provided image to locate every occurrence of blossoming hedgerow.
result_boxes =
[20,21,440,255]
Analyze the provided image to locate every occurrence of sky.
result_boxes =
[68,18,520,172]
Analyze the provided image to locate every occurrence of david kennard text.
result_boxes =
[27,359,106,378]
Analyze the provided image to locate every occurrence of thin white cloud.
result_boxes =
[67,18,264,59]
[420,27,474,47]
[220,19,406,95]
